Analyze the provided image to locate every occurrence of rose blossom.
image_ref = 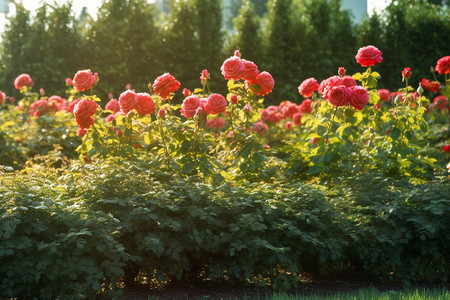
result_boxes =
[105,99,121,113]
[48,95,66,111]
[282,103,300,118]
[119,90,138,114]
[299,99,313,114]
[250,71,274,96]
[14,73,33,90]
[285,121,293,130]
[292,113,302,125]
[0,91,5,105]
[341,76,357,88]
[261,106,283,124]
[204,93,227,115]
[348,86,369,110]
[181,95,201,118]
[65,77,73,87]
[298,77,319,98]
[355,45,383,67]
[378,89,390,102]
[77,128,87,137]
[435,56,450,74]
[206,117,226,129]
[242,59,259,81]
[29,99,49,117]
[158,108,166,118]
[152,73,180,99]
[182,88,191,97]
[402,67,411,79]
[251,121,267,136]
[135,93,156,115]
[73,99,98,129]
[230,94,238,104]
[321,76,344,99]
[72,69,98,92]
[327,85,351,107]
[431,95,448,111]
[420,79,440,92]
[443,144,450,153]
[221,56,245,80]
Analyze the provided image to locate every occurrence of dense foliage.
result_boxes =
[1,0,449,101]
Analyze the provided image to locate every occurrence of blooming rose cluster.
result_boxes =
[27,95,80,117]
[259,99,313,129]
[106,89,156,121]
[180,93,227,118]
[221,52,274,96]
[73,99,98,129]
[319,75,369,110]
[421,79,440,92]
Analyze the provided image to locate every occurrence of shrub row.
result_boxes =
[1,161,448,298]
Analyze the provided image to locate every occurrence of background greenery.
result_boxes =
[0,0,449,103]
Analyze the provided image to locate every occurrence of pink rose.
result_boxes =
[378,89,390,102]
[0,91,5,105]
[206,117,226,129]
[299,99,313,114]
[119,90,138,114]
[105,99,121,113]
[292,113,302,125]
[153,73,180,99]
[48,95,66,111]
[298,78,319,98]
[327,85,351,107]
[204,93,227,115]
[250,121,268,136]
[348,86,369,110]
[321,76,344,99]
[220,56,245,80]
[355,45,383,67]
[72,69,98,92]
[29,99,50,117]
[285,121,293,130]
[402,67,411,79]
[241,59,259,81]
[282,103,300,119]
[261,106,283,124]
[73,99,98,129]
[181,95,202,118]
[435,56,450,74]
[65,78,73,87]
[249,71,274,96]
[135,93,156,115]
[14,73,33,90]
[182,88,191,97]
[341,76,357,88]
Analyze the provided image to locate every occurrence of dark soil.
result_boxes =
[120,275,448,300]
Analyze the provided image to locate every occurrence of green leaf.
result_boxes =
[390,128,401,141]
[307,165,321,175]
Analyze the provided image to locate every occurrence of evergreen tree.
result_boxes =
[227,0,263,64]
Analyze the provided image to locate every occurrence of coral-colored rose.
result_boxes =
[65,78,73,87]
[321,76,344,99]
[206,117,226,129]
[285,121,293,130]
[402,67,411,79]
[292,113,302,125]
[204,93,227,115]
[73,99,98,129]
[105,99,121,113]
[435,56,450,74]
[182,88,191,97]
[298,77,319,98]
[431,95,448,111]
[119,90,138,114]
[355,45,383,67]
[443,144,450,153]
[299,99,313,114]
[29,99,50,117]
[0,91,5,105]
[181,95,201,118]
[261,106,283,124]
[221,56,245,80]
[341,76,357,88]
[242,59,259,81]
[420,79,440,92]
[251,121,268,136]
[135,93,156,115]
[378,89,390,102]
[48,95,66,111]
[348,86,369,110]
[250,71,274,96]
[72,69,98,92]
[327,85,351,107]
[153,73,180,99]
[282,103,300,119]
[14,73,33,90]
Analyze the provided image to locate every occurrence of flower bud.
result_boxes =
[338,67,346,77]
[158,108,166,118]
[230,94,238,104]
[402,67,411,79]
